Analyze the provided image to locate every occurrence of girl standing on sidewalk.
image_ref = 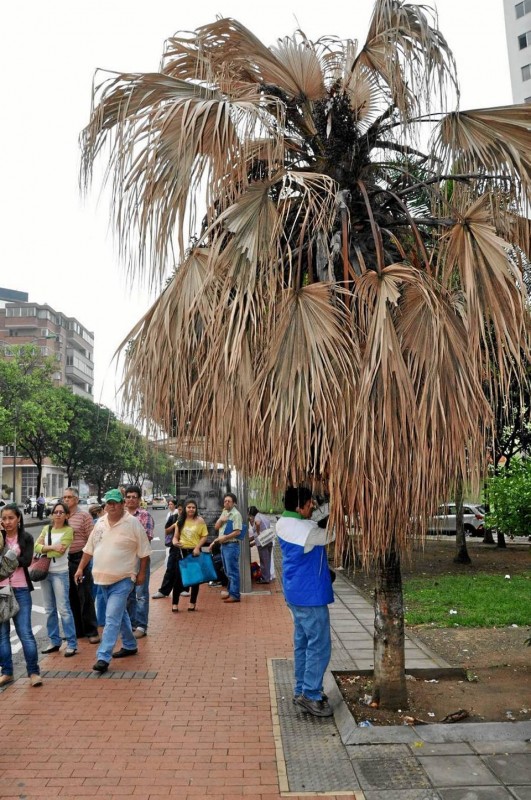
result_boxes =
[171,500,208,612]
[0,503,42,687]
[35,501,78,658]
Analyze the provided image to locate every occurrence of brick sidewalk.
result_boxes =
[0,566,357,800]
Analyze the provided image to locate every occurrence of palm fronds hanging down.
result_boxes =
[81,0,531,565]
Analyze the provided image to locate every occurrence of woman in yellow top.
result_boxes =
[171,499,208,612]
[34,501,78,657]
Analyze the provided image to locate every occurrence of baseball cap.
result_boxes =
[104,489,124,503]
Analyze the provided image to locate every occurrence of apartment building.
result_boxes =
[0,290,96,503]
[0,293,94,399]
[504,0,531,102]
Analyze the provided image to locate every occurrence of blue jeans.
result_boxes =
[95,586,106,627]
[97,577,138,663]
[127,559,150,630]
[0,587,39,676]
[287,603,331,701]
[41,571,78,650]
[221,543,240,600]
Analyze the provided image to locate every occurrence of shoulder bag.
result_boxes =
[178,551,218,587]
[28,527,53,582]
[0,578,19,624]
[0,538,18,582]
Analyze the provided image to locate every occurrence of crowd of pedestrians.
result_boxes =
[1,483,333,720]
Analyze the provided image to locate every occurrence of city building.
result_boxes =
[0,289,95,504]
[504,0,531,103]
[0,293,94,398]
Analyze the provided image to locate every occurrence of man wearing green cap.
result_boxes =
[74,488,151,673]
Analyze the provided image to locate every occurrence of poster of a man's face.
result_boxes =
[176,469,228,534]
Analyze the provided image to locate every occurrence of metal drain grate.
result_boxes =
[351,756,431,790]
[272,658,360,793]
[41,670,157,680]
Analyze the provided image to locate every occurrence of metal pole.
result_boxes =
[12,434,17,506]
[238,473,252,594]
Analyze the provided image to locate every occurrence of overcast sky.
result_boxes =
[0,0,512,413]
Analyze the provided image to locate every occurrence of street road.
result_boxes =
[8,507,170,676]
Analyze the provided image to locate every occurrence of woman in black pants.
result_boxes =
[169,500,209,612]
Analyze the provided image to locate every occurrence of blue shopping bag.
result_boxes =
[178,552,218,586]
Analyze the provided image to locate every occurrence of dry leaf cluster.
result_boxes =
[81,0,531,565]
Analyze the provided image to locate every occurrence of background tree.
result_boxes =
[82,408,128,499]
[49,391,102,485]
[0,345,64,496]
[121,424,150,486]
[81,1,531,708]
[17,384,73,498]
[486,459,531,539]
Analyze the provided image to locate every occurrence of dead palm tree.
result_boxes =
[81,0,531,708]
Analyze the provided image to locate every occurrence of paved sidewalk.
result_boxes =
[0,562,529,799]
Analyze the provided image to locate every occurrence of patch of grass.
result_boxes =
[403,573,531,627]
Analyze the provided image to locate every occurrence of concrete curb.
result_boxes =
[325,668,531,746]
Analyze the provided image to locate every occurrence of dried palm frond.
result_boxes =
[433,105,531,205]
[82,3,531,570]
[439,193,528,391]
[355,0,458,120]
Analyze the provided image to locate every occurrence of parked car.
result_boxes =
[152,496,168,510]
[427,503,486,536]
[44,497,61,516]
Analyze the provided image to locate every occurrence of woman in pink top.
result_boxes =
[0,504,42,687]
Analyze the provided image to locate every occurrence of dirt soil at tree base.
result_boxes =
[338,538,530,726]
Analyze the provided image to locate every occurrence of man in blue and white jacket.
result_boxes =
[276,487,334,718]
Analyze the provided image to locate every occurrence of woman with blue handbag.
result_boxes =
[171,500,208,612]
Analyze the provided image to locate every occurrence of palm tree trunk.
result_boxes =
[372,538,407,709]
[453,479,471,564]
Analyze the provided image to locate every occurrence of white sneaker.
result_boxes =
[180,591,190,597]
[133,627,146,639]
[220,590,229,599]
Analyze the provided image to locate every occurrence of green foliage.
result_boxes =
[82,408,128,495]
[404,573,531,627]
[148,445,175,494]
[48,392,102,484]
[0,345,172,495]
[486,460,531,537]
[0,345,56,445]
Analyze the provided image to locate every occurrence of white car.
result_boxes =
[152,496,168,510]
[428,503,486,536]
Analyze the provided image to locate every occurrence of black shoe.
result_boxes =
[112,647,138,659]
[92,660,109,673]
[292,692,328,704]
[41,644,61,654]
[294,695,333,717]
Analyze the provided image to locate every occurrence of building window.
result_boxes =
[22,467,39,498]
[516,0,531,18]
[522,64,531,81]
[519,31,531,48]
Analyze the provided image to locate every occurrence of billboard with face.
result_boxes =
[175,469,229,535]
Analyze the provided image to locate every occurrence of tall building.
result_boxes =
[0,295,94,398]
[504,0,531,103]
[0,291,95,503]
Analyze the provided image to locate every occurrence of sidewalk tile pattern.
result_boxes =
[0,550,529,799]
[271,657,360,793]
